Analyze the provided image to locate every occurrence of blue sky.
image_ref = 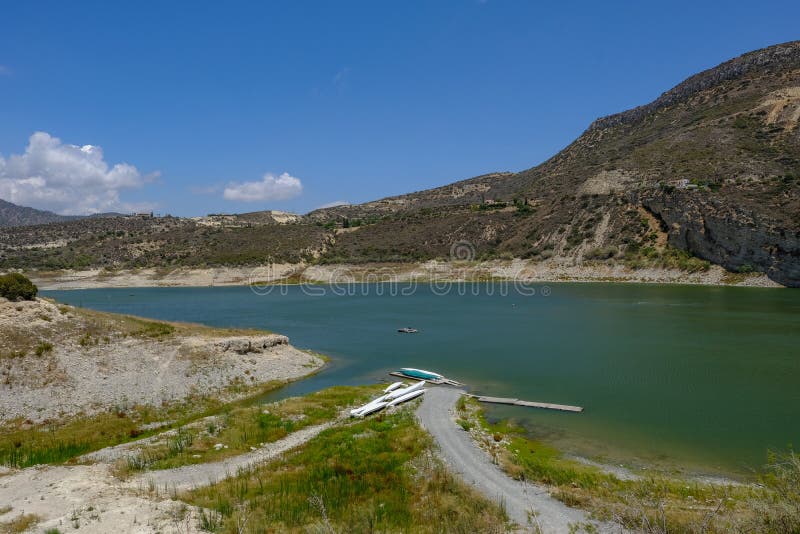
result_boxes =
[1,1,798,216]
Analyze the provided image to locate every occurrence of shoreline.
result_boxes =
[0,298,326,425]
[26,260,782,290]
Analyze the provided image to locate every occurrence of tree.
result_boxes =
[0,273,38,301]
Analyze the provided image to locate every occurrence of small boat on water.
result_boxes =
[397,327,418,333]
[398,367,443,381]
[383,381,406,393]
[386,388,425,407]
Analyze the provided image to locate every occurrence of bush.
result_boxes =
[34,341,53,356]
[585,246,617,260]
[0,273,38,301]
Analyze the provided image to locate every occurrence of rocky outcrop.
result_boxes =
[214,335,289,355]
[642,191,800,287]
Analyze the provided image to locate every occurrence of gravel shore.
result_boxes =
[27,259,781,290]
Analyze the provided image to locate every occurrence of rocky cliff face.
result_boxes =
[641,191,800,286]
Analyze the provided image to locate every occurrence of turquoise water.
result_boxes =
[45,283,800,475]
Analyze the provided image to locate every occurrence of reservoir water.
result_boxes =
[45,283,800,476]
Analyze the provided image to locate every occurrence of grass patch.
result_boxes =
[464,398,795,533]
[183,409,509,533]
[625,245,710,273]
[129,318,175,338]
[114,385,381,475]
[0,380,289,469]
[33,341,53,356]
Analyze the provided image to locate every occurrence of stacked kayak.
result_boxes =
[397,368,443,381]
[350,380,427,417]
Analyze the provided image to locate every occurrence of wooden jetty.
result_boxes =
[472,395,583,413]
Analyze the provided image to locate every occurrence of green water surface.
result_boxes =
[45,283,800,476]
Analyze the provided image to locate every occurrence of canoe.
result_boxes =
[357,401,388,417]
[350,394,388,416]
[383,381,405,393]
[385,380,425,400]
[399,368,443,380]
[386,388,425,407]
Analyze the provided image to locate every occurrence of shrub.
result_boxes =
[34,342,54,356]
[584,246,617,260]
[0,273,38,301]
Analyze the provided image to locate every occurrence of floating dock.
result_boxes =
[472,395,583,413]
[387,370,581,412]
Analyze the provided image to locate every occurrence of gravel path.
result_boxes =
[417,386,622,534]
[128,421,334,492]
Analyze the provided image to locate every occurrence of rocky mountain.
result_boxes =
[311,40,800,286]
[1,41,798,286]
[0,199,78,227]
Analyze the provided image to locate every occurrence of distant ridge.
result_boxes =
[0,199,126,227]
[589,40,800,130]
[1,41,798,286]
[0,199,78,227]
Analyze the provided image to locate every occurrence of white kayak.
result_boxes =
[386,388,425,407]
[383,381,405,393]
[385,379,425,400]
[350,394,388,416]
[357,400,388,417]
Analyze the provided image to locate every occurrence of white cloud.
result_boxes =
[315,200,350,210]
[0,65,11,76]
[0,132,154,215]
[223,172,303,202]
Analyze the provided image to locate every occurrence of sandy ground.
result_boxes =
[0,422,332,533]
[0,298,324,424]
[27,259,781,290]
[417,386,624,534]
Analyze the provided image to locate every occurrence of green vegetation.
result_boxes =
[34,341,53,356]
[183,409,508,533]
[115,385,381,475]
[584,246,617,260]
[460,397,799,533]
[0,273,37,301]
[0,380,287,469]
[130,318,175,338]
[625,245,710,273]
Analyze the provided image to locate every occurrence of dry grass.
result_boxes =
[0,513,41,534]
